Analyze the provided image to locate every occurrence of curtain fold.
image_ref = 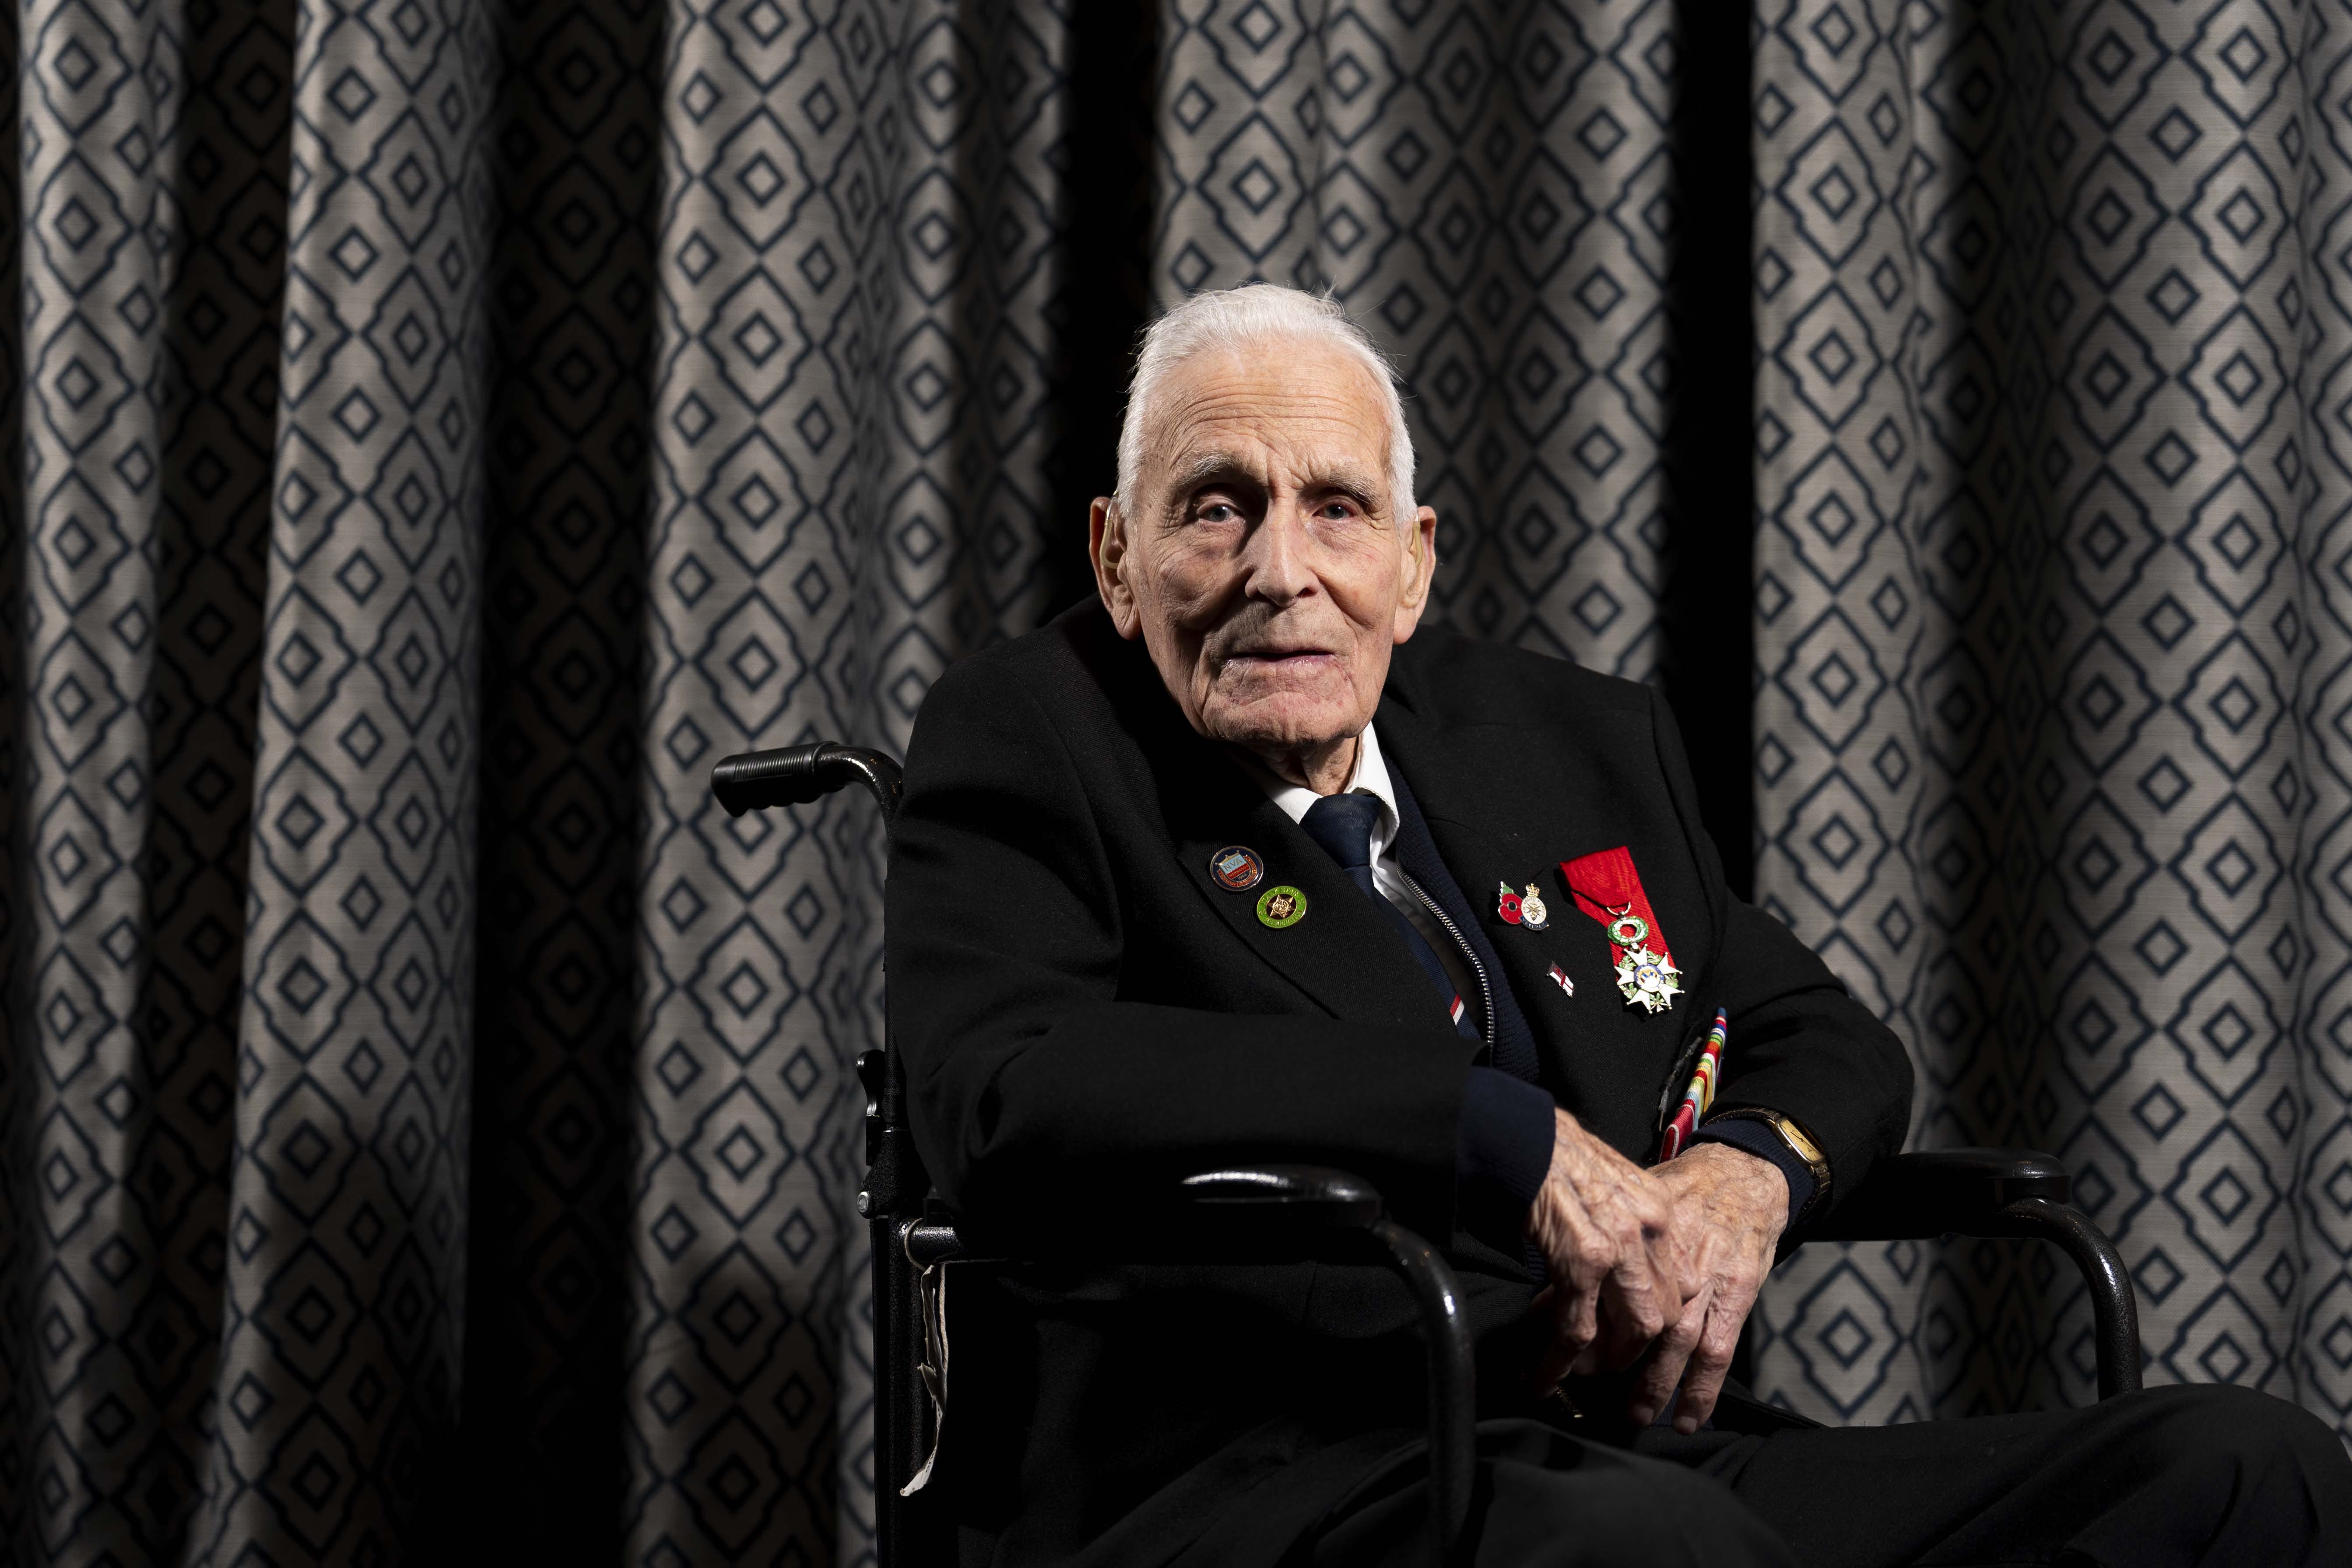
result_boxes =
[197,0,491,1546]
[466,0,658,1548]
[628,1,1077,1557]
[6,0,294,1551]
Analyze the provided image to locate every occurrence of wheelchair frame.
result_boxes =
[711,742,2142,1567]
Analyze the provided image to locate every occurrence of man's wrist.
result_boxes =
[1680,1135,1790,1196]
[1689,1116,1818,1228]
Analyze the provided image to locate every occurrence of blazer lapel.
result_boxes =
[1375,685,1720,1132]
[1149,706,1467,1038]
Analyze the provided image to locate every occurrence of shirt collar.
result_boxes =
[1239,725,1400,860]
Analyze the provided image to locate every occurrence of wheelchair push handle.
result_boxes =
[712,742,903,822]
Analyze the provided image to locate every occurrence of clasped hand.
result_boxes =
[1523,1108,1789,1434]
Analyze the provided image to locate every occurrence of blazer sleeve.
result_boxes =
[885,656,1475,1249]
[1646,686,1915,1210]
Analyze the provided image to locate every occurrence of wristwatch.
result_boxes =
[1704,1108,1831,1222]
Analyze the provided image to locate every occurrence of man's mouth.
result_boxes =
[1223,647,1335,668]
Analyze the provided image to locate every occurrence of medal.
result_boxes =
[1604,904,1680,1014]
[1561,849,1680,1016]
[1519,885,1548,930]
[1496,882,1523,925]
[1209,845,1264,891]
[1256,884,1307,928]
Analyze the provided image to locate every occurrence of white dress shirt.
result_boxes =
[1243,725,1485,1033]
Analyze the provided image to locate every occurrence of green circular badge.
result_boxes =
[1255,884,1308,929]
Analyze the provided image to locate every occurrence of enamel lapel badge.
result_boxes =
[1256,884,1307,928]
[1209,845,1264,891]
[1497,882,1549,929]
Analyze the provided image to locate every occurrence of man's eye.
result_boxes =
[1318,501,1355,519]
[1198,502,1238,523]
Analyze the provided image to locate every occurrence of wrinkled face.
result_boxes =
[1091,342,1436,764]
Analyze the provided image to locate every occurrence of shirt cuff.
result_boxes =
[1456,1067,1555,1252]
[1688,1119,1816,1229]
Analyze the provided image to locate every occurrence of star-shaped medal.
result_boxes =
[1613,945,1682,1014]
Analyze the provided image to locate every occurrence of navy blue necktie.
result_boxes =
[1300,793,1480,1041]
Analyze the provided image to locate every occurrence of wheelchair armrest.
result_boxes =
[1158,1163,1389,1244]
[1801,1147,2070,1241]
[908,1171,1401,1269]
[899,1164,1386,1266]
[1794,1147,2142,1400]
[894,1166,1473,1558]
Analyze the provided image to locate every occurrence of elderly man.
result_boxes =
[885,285,2349,1567]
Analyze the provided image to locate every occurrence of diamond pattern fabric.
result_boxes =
[1153,0,1681,677]
[1747,0,2352,1451]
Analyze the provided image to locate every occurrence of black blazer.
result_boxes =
[885,601,1912,1567]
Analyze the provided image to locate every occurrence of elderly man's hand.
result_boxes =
[1627,1142,1789,1433]
[1524,1108,1684,1389]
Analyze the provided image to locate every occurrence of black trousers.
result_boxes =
[1310,1385,2352,1568]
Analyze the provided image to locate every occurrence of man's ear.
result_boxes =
[1394,503,1439,642]
[1090,496,1144,639]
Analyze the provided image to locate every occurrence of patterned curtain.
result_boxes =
[0,0,1088,1560]
[1745,0,2352,1449]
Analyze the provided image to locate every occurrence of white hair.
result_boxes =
[1113,284,1416,521]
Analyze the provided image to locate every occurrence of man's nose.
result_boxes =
[1240,506,1319,604]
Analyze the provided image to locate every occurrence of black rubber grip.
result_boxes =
[710,744,832,815]
[710,743,903,822]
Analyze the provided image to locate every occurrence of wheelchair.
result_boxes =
[711,742,2143,1566]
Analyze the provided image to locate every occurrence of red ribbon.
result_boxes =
[1559,845,1673,968]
